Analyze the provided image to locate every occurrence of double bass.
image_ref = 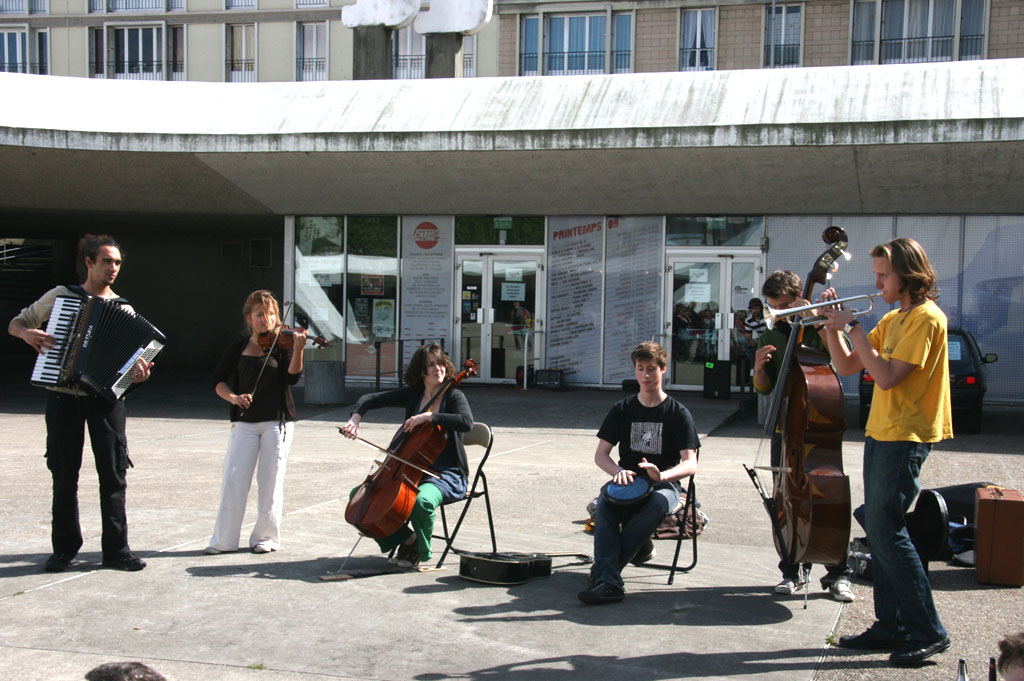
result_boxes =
[745,227,851,567]
[343,358,477,539]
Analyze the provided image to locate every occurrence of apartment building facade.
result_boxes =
[3,1,1023,403]
[3,0,1023,81]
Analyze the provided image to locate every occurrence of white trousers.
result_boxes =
[208,420,292,551]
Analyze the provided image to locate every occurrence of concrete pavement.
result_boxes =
[0,370,1021,681]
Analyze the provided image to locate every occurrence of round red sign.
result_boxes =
[414,222,440,250]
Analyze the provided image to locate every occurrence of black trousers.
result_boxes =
[45,391,131,560]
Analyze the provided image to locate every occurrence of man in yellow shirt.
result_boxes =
[821,237,952,668]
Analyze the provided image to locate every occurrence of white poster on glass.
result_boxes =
[401,216,453,366]
[546,217,604,383]
[603,217,663,384]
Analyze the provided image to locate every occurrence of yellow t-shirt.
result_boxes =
[864,300,952,443]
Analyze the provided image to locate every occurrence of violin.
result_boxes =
[343,358,478,539]
[745,227,851,568]
[257,325,328,351]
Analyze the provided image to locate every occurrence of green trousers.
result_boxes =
[358,482,443,561]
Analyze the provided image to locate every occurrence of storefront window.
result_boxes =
[295,216,344,359]
[346,216,400,379]
[455,216,545,245]
[666,216,763,246]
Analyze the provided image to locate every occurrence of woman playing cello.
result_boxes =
[339,343,473,568]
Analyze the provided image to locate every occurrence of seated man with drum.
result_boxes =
[578,341,700,604]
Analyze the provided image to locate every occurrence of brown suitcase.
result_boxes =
[975,487,1024,587]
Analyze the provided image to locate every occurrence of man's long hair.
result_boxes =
[871,237,940,303]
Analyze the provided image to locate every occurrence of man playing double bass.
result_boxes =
[820,238,952,668]
[753,270,855,602]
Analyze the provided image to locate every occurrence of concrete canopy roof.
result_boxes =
[2,59,1024,217]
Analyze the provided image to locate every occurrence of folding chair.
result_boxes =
[433,421,498,569]
[634,453,701,585]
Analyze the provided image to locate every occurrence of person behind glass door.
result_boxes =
[206,290,306,555]
[511,301,532,350]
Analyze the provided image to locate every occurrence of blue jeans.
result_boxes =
[590,482,679,588]
[863,438,946,644]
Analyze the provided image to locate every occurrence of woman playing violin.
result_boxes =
[340,343,472,569]
[206,289,306,555]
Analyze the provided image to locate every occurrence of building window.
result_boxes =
[520,12,631,76]
[112,26,163,79]
[296,21,325,81]
[547,14,604,75]
[960,0,984,60]
[612,13,630,73]
[89,26,103,76]
[852,0,875,64]
[392,26,476,79]
[0,28,27,73]
[227,23,254,82]
[881,0,954,63]
[108,0,165,11]
[394,26,424,79]
[764,4,800,68]
[168,24,183,79]
[666,216,764,247]
[857,0,985,64]
[226,0,254,9]
[0,0,48,10]
[680,7,715,71]
[454,216,545,246]
[33,27,45,72]
[520,15,538,75]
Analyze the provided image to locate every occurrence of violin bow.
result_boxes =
[339,431,440,480]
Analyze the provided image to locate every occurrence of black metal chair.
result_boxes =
[433,422,497,569]
[633,471,700,585]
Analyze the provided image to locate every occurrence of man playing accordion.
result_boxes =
[9,234,153,573]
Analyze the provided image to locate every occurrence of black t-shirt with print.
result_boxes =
[596,395,701,477]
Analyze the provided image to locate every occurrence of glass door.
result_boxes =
[455,253,542,383]
[664,253,761,390]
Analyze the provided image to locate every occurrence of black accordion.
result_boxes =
[31,295,167,403]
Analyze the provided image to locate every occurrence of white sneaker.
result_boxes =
[829,577,855,602]
[204,546,235,555]
[252,543,275,554]
[774,578,807,595]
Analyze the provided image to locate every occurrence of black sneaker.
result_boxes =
[889,637,951,667]
[838,624,902,650]
[577,580,625,604]
[631,538,656,566]
[102,553,146,571]
[44,553,76,573]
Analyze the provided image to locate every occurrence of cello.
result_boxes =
[745,227,851,568]
[343,358,477,539]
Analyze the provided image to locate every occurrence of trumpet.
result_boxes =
[764,292,883,330]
